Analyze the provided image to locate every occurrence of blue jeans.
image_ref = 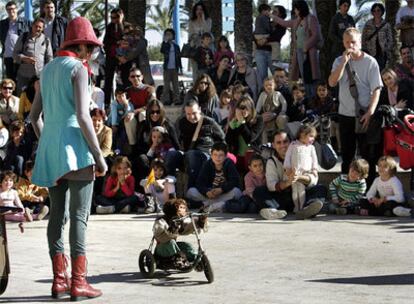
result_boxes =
[255,49,273,86]
[165,149,210,188]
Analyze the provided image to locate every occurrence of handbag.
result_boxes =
[181,43,196,59]
[314,141,338,170]
[345,63,367,133]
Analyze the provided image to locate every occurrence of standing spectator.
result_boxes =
[160,28,182,105]
[228,52,260,101]
[209,55,231,96]
[268,5,287,66]
[188,1,212,82]
[13,18,53,94]
[103,8,125,106]
[362,3,393,71]
[226,95,264,173]
[380,68,414,111]
[124,68,155,149]
[394,45,414,81]
[0,1,31,81]
[91,75,105,111]
[253,3,273,86]
[328,0,355,60]
[328,27,383,186]
[0,78,19,125]
[184,74,219,119]
[166,100,225,187]
[273,0,322,98]
[213,35,234,67]
[396,0,414,50]
[42,0,68,55]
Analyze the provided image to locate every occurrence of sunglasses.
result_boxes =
[130,74,142,78]
[2,87,13,90]
[150,110,160,115]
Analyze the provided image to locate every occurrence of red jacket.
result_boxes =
[103,175,135,198]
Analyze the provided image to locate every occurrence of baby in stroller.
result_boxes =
[152,199,207,269]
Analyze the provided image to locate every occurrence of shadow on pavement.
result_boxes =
[0,295,66,303]
[308,273,414,285]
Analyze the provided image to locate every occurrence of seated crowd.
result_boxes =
[1,0,414,222]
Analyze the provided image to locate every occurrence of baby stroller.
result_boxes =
[380,105,414,189]
[138,211,214,283]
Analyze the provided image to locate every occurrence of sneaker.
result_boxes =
[144,205,155,214]
[24,207,33,222]
[260,208,287,220]
[36,205,49,220]
[296,200,323,220]
[120,205,130,214]
[96,205,115,214]
[335,207,347,216]
[393,206,411,217]
[207,201,225,213]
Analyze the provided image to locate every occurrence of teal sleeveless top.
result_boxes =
[32,56,95,187]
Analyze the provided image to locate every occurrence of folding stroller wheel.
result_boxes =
[201,255,214,283]
[138,250,156,278]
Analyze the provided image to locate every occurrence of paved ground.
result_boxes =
[0,213,413,304]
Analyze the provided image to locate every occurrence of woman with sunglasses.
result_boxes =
[135,99,179,183]
[0,79,19,126]
[361,3,393,71]
[225,95,264,174]
[184,73,219,119]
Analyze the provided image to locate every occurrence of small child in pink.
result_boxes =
[0,170,33,222]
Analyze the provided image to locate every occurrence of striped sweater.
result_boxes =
[329,174,366,203]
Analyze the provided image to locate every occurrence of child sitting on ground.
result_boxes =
[0,170,33,223]
[153,198,207,269]
[140,158,176,214]
[287,85,308,122]
[15,160,49,220]
[360,156,408,217]
[284,124,319,213]
[95,156,139,214]
[256,76,287,144]
[328,159,369,215]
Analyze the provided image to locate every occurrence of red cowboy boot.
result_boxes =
[71,255,102,301]
[51,253,71,298]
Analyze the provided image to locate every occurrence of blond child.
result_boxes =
[328,159,369,215]
[360,156,407,216]
[256,76,287,144]
[284,124,318,212]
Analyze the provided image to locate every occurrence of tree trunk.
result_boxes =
[119,0,128,14]
[385,0,401,67]
[315,0,338,81]
[205,0,222,43]
[234,0,253,55]
[125,0,146,33]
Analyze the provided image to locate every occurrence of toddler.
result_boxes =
[15,160,49,220]
[140,158,176,214]
[287,85,308,122]
[95,156,139,214]
[152,198,207,269]
[328,159,369,215]
[284,124,318,213]
[0,170,33,222]
[360,156,408,216]
[254,4,272,47]
[256,76,287,144]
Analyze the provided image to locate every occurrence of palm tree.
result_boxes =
[75,0,116,32]
[146,0,173,33]
[234,0,253,55]
[354,0,386,25]
[204,0,222,43]
[315,0,337,80]
[59,0,74,19]
[384,0,401,67]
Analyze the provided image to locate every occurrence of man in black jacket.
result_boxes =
[42,0,68,54]
[0,1,31,80]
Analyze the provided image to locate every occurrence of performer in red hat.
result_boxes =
[29,17,107,301]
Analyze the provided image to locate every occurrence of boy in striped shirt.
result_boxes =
[328,159,369,215]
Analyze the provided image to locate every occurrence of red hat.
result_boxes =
[61,17,102,49]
